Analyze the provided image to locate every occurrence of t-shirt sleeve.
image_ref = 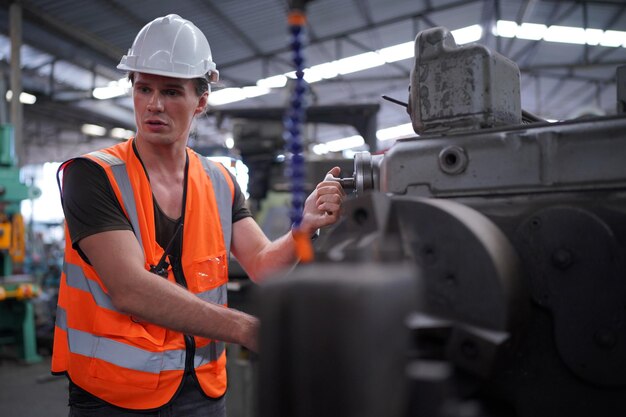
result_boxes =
[227,170,252,223]
[61,158,132,250]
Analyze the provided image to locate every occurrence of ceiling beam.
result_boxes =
[218,0,481,70]
[92,0,148,30]
[353,0,374,26]
[513,2,577,65]
[503,0,537,56]
[192,0,291,70]
[0,0,122,62]
[583,3,626,65]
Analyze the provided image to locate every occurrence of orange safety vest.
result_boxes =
[51,139,235,410]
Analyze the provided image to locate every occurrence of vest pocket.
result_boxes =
[186,252,228,294]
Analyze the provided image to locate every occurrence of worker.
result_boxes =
[51,14,344,417]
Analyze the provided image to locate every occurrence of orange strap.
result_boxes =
[287,10,307,26]
[292,229,314,263]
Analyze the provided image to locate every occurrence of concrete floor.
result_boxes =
[0,280,257,417]
[0,355,69,417]
[0,350,257,417]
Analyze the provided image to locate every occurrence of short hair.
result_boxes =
[127,72,210,96]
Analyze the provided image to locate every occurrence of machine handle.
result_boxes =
[324,174,356,191]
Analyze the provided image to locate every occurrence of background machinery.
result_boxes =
[0,124,42,363]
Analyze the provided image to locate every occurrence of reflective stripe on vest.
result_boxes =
[63,261,227,310]
[199,155,233,253]
[88,151,145,251]
[56,306,225,372]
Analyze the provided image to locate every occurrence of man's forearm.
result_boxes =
[244,230,300,283]
[112,269,259,350]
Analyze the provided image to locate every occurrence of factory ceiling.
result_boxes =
[0,0,624,165]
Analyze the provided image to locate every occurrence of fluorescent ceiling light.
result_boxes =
[93,85,126,100]
[208,86,270,106]
[585,28,604,46]
[256,74,287,89]
[208,88,247,106]
[452,24,483,44]
[314,123,417,155]
[303,70,323,84]
[376,123,415,141]
[327,135,365,152]
[19,92,37,104]
[544,25,587,44]
[81,123,106,137]
[377,41,414,63]
[494,20,518,38]
[495,20,626,48]
[600,30,625,47]
[333,52,386,75]
[93,78,130,100]
[242,86,270,98]
[5,90,37,104]
[110,127,134,140]
[517,23,547,40]
[312,135,366,155]
[312,143,329,155]
[287,62,341,84]
[304,62,339,83]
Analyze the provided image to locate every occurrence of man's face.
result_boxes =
[132,72,207,146]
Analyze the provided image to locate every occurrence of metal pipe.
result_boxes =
[9,1,23,167]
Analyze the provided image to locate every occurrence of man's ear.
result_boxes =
[195,92,209,115]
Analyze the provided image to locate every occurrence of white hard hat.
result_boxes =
[117,14,219,82]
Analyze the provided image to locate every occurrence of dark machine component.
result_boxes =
[259,262,418,417]
[618,65,625,114]
[231,120,284,206]
[214,104,380,151]
[258,26,626,417]
[515,207,626,387]
[260,194,533,417]
[323,194,528,377]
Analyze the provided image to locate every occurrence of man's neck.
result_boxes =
[135,136,188,178]
[133,137,188,219]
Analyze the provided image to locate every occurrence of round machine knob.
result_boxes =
[326,151,383,195]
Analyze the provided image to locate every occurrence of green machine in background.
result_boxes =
[0,124,42,364]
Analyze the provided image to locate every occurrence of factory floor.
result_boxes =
[0,348,257,417]
[0,355,68,417]
[0,279,257,417]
